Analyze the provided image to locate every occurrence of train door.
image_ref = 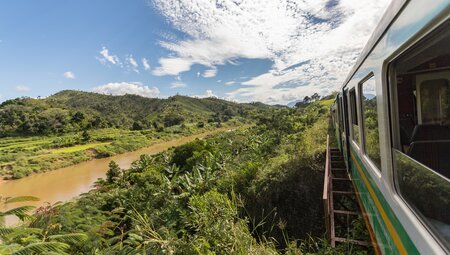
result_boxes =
[341,89,350,168]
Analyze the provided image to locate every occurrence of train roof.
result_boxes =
[340,0,407,90]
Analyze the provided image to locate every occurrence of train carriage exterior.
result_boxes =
[331,0,450,254]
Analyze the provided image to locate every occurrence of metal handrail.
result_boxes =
[323,135,332,242]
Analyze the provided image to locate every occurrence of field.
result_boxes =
[0,119,246,179]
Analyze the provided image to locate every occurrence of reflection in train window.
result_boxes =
[360,76,381,170]
[349,89,360,145]
[391,22,450,249]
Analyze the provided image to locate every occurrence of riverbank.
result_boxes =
[0,120,247,180]
[0,125,247,226]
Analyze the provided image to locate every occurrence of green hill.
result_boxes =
[0,90,270,137]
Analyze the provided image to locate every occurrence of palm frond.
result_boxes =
[1,206,35,218]
[1,227,42,239]
[48,233,88,244]
[4,196,40,204]
[0,227,15,236]
[12,242,69,255]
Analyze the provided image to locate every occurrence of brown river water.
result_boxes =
[0,130,230,226]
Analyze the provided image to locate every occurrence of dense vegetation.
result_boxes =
[0,90,270,137]
[0,98,372,254]
[0,124,242,179]
[0,91,270,179]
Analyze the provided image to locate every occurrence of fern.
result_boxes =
[12,242,69,255]
[1,206,35,218]
[0,227,15,236]
[0,227,41,239]
[3,196,39,204]
[48,233,88,244]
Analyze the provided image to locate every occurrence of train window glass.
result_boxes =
[391,22,450,249]
[360,76,381,169]
[349,89,360,145]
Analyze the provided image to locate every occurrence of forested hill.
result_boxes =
[0,90,273,136]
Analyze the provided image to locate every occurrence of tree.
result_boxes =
[71,111,85,123]
[132,121,143,130]
[81,130,91,143]
[303,96,311,104]
[163,113,184,127]
[106,161,121,183]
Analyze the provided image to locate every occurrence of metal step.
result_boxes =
[324,142,374,250]
[334,209,359,216]
[333,191,355,195]
[332,177,351,181]
[334,237,372,247]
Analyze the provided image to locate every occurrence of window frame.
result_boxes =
[387,20,450,252]
[349,88,360,147]
[358,73,382,172]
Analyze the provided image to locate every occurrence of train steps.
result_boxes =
[323,136,373,249]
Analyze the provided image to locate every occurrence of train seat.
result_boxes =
[408,140,450,179]
[410,124,450,142]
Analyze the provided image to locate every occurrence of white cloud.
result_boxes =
[63,71,75,79]
[153,0,389,104]
[152,58,193,76]
[97,46,120,65]
[92,82,160,98]
[224,81,235,86]
[15,85,31,93]
[170,81,187,89]
[126,55,139,73]
[202,68,217,78]
[194,89,217,98]
[142,58,151,70]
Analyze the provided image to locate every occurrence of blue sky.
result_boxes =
[0,0,389,104]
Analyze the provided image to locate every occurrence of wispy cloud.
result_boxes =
[15,85,31,93]
[97,46,120,65]
[202,68,217,78]
[153,0,389,103]
[92,82,160,98]
[126,55,139,73]
[63,71,75,79]
[170,81,187,89]
[224,81,235,86]
[142,58,151,70]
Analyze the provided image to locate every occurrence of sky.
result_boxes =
[0,0,390,105]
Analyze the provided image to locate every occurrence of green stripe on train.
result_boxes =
[349,147,419,255]
[334,127,341,151]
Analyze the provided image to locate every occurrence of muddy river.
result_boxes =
[0,130,229,226]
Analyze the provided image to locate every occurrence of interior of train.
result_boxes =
[392,22,450,248]
[394,28,450,179]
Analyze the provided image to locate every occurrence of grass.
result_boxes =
[51,142,111,153]
[0,119,247,179]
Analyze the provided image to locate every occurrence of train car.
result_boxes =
[331,0,450,254]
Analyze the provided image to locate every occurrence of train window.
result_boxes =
[338,95,344,132]
[391,22,450,249]
[360,75,381,169]
[349,89,360,145]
